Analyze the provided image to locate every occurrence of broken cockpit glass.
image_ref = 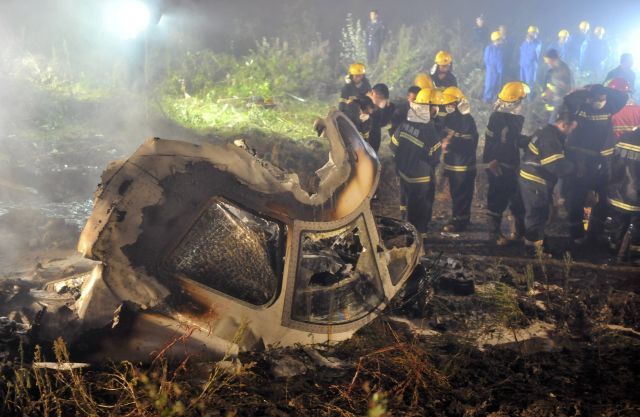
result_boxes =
[165,199,286,306]
[293,216,384,324]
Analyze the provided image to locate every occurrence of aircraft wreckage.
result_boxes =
[3,110,424,361]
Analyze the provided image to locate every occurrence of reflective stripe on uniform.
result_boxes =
[399,132,425,148]
[398,171,431,183]
[528,142,540,155]
[540,153,564,165]
[613,125,637,132]
[608,198,640,212]
[391,135,399,145]
[429,141,442,155]
[617,141,640,153]
[577,111,611,121]
[519,169,547,185]
[444,163,474,172]
[600,147,614,156]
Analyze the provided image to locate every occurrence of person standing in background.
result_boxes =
[580,26,609,82]
[483,31,504,103]
[519,25,542,94]
[552,29,571,62]
[474,15,489,44]
[366,9,385,65]
[542,49,573,123]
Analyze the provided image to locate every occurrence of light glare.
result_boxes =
[104,0,151,40]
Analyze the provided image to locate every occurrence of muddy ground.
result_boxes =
[1,129,639,416]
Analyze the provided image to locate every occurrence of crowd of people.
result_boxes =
[333,13,640,261]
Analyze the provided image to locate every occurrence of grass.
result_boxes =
[158,94,327,140]
[475,281,527,328]
[2,326,254,417]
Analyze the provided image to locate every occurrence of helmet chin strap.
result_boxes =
[494,99,523,115]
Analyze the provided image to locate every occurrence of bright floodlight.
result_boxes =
[104,0,151,39]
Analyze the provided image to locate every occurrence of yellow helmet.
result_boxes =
[414,88,432,105]
[435,50,453,66]
[579,21,590,32]
[498,81,531,103]
[414,72,434,90]
[527,25,539,34]
[558,29,569,39]
[594,26,605,37]
[429,89,456,105]
[348,63,366,76]
[443,86,465,102]
[491,31,502,42]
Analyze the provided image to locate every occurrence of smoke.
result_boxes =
[1,0,639,275]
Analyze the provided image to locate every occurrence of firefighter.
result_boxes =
[606,78,640,140]
[441,87,479,232]
[366,83,395,153]
[562,84,628,244]
[391,73,433,132]
[579,26,610,82]
[431,50,458,88]
[483,31,504,103]
[551,29,571,62]
[339,63,372,112]
[390,88,442,238]
[605,54,635,94]
[391,84,423,219]
[604,127,640,261]
[342,95,376,141]
[519,110,577,254]
[542,49,573,123]
[366,9,385,65]
[519,26,542,92]
[391,85,421,136]
[483,81,531,244]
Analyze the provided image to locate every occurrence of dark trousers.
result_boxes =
[520,178,552,242]
[446,169,476,226]
[486,169,525,230]
[607,209,640,253]
[403,180,435,235]
[563,173,608,240]
[399,176,408,214]
[367,44,381,65]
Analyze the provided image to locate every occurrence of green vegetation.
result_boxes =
[158,94,326,139]
[9,52,112,102]
[4,15,499,144]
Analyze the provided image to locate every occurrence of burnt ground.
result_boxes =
[1,133,640,416]
[216,164,640,416]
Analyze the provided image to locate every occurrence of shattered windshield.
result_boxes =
[375,217,418,285]
[165,199,285,306]
[292,216,384,324]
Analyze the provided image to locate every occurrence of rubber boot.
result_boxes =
[488,216,508,246]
